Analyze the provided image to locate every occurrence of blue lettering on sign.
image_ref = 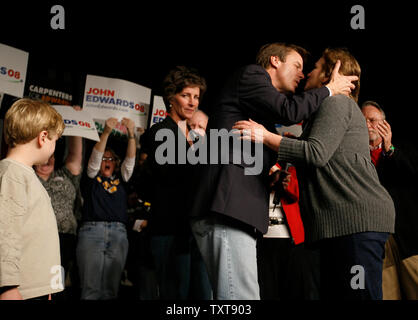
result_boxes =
[86,95,144,112]
[0,66,22,79]
[86,95,136,109]
[64,119,77,125]
[63,119,91,128]
[153,117,165,123]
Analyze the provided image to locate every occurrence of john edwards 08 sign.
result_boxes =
[82,74,151,129]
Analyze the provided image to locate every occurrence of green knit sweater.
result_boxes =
[277,95,395,243]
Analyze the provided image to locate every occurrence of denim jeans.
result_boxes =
[76,221,129,300]
[190,214,260,300]
[150,234,212,300]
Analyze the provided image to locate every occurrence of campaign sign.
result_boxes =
[0,43,29,98]
[82,75,151,129]
[53,105,100,141]
[27,84,73,106]
[150,95,168,127]
[93,118,128,137]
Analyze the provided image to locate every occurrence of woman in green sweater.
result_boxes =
[233,48,395,300]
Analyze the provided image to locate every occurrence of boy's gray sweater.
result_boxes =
[278,95,395,243]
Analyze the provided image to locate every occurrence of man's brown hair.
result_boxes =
[4,98,65,147]
[256,42,309,69]
[321,48,361,103]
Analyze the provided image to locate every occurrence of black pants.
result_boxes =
[52,233,79,300]
[257,238,292,300]
[257,238,320,300]
[319,232,389,300]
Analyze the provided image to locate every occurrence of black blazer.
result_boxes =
[375,140,418,259]
[189,64,329,234]
[142,116,194,236]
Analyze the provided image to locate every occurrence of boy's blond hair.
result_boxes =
[4,98,65,148]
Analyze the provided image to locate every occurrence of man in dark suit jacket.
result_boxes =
[361,101,418,299]
[188,43,358,300]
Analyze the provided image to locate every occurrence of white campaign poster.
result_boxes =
[0,92,4,108]
[53,105,100,141]
[0,43,29,98]
[150,95,168,127]
[82,74,151,129]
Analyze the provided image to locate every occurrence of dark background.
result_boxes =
[0,2,416,309]
[1,0,417,139]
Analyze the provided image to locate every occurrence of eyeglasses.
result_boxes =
[102,157,115,162]
[366,118,382,125]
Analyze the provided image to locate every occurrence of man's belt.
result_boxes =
[269,217,285,225]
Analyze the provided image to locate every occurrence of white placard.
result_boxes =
[82,74,151,129]
[0,43,29,98]
[275,122,303,137]
[52,105,100,141]
[150,95,168,127]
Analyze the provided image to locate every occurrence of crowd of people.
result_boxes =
[0,42,417,301]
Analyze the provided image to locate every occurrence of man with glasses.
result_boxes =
[361,101,418,300]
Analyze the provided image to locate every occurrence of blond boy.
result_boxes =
[0,98,65,300]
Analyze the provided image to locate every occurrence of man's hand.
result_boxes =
[233,119,268,144]
[283,132,297,139]
[269,170,280,187]
[233,118,282,152]
[282,171,291,190]
[140,220,148,229]
[326,60,358,96]
[377,119,393,152]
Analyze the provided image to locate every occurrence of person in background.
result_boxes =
[187,109,208,139]
[0,98,64,300]
[77,117,136,300]
[125,148,158,300]
[257,163,301,299]
[34,105,83,300]
[257,162,320,300]
[142,66,212,299]
[361,101,418,299]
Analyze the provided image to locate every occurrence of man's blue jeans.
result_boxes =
[76,221,129,300]
[190,214,260,300]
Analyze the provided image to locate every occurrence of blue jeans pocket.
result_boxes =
[191,217,213,238]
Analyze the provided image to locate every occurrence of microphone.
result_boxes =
[273,162,291,205]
